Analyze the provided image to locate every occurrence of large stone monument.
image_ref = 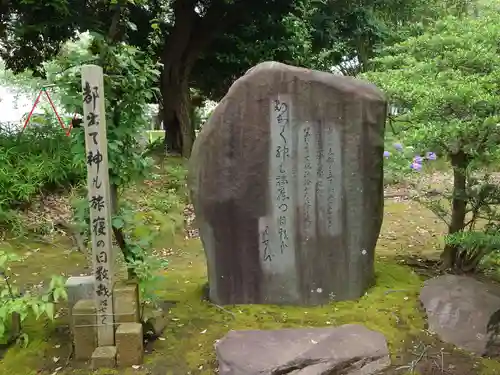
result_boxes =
[189,61,386,306]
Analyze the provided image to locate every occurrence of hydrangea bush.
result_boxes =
[365,8,500,270]
[383,141,437,185]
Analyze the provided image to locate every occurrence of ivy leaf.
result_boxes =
[126,21,138,31]
[112,217,125,229]
[33,302,43,319]
[45,303,55,320]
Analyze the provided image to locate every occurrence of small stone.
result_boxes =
[116,323,144,367]
[91,346,117,369]
[144,309,168,337]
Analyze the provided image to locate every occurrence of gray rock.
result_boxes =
[189,61,387,306]
[143,309,168,337]
[215,324,390,375]
[66,276,95,305]
[65,275,95,331]
[420,274,500,356]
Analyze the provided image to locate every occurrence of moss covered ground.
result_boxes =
[0,158,499,374]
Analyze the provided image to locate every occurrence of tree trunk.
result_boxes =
[160,1,199,157]
[162,67,194,157]
[441,151,469,269]
[160,0,240,157]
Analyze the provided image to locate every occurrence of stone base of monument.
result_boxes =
[113,280,140,324]
[216,324,390,375]
[116,322,144,367]
[72,299,98,361]
[71,280,145,369]
[91,346,117,369]
[65,276,95,333]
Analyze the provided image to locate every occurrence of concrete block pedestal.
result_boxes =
[91,346,117,369]
[73,299,97,360]
[116,323,144,367]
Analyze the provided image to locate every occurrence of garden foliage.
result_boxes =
[366,5,500,270]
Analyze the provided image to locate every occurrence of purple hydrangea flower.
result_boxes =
[394,143,403,151]
[383,151,391,158]
[413,155,424,164]
[410,162,422,171]
[426,152,437,160]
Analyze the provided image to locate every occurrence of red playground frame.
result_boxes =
[22,85,76,137]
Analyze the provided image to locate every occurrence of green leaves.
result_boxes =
[112,216,125,229]
[39,34,157,190]
[0,114,84,231]
[364,7,500,160]
[0,251,67,345]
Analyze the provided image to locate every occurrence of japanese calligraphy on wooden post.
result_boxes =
[81,65,114,346]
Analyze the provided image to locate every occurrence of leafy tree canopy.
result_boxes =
[363,5,500,160]
[1,0,459,156]
[1,0,445,97]
[363,1,500,268]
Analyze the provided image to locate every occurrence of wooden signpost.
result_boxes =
[81,64,115,346]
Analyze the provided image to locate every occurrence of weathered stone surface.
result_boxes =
[113,281,140,324]
[216,324,390,375]
[8,312,21,343]
[91,346,117,369]
[116,322,144,367]
[189,61,386,305]
[65,276,95,330]
[420,274,500,356]
[73,299,98,360]
[143,308,168,337]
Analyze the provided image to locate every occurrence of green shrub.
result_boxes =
[0,114,85,230]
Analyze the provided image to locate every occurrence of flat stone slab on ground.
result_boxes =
[215,324,390,375]
[420,274,500,356]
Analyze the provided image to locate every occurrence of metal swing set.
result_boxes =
[21,84,79,137]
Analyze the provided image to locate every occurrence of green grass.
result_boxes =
[146,247,426,374]
[0,158,499,374]
[145,130,164,143]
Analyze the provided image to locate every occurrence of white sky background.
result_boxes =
[0,85,44,124]
[0,52,354,127]
[0,84,215,129]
